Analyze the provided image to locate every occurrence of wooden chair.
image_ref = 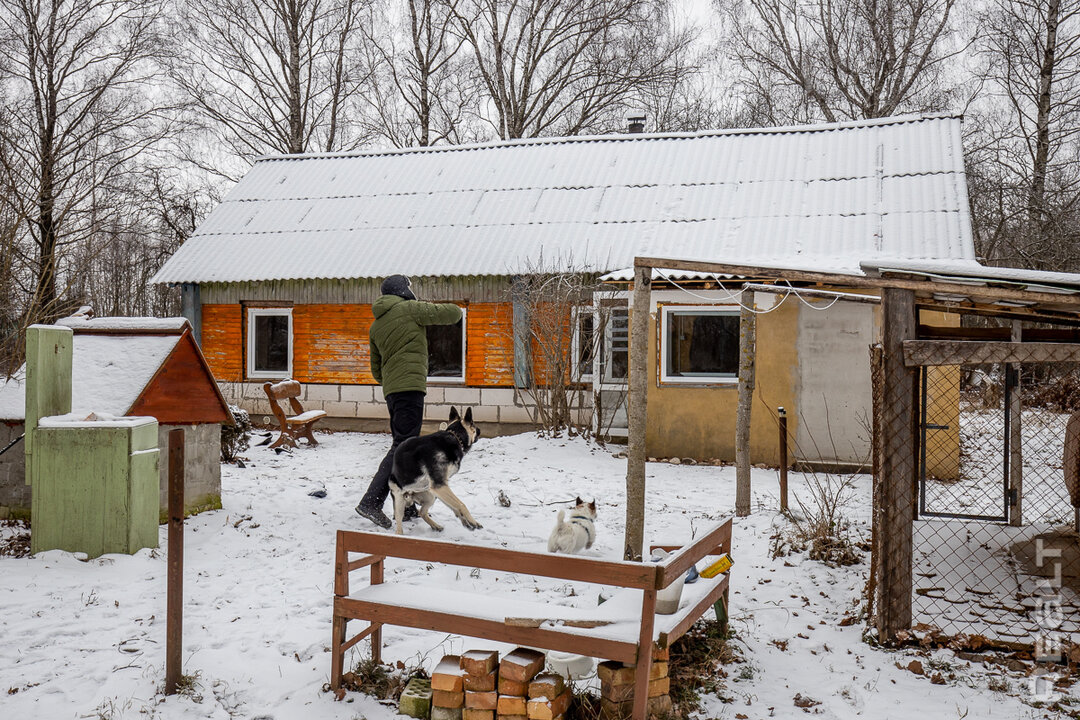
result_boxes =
[262,379,327,449]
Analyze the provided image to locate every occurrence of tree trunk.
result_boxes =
[624,265,651,561]
[735,287,756,517]
[288,10,305,153]
[1030,0,1061,229]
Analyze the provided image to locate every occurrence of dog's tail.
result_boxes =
[547,510,566,553]
[556,509,565,526]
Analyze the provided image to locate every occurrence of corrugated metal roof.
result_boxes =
[152,114,975,285]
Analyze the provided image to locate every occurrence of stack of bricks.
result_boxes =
[431,654,466,720]
[597,647,672,720]
[461,650,501,720]
[494,649,552,720]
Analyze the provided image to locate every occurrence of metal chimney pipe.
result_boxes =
[627,115,646,133]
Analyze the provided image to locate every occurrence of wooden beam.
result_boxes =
[903,340,1080,366]
[876,288,917,641]
[625,265,651,561]
[735,288,755,517]
[742,283,880,304]
[633,256,1080,308]
[918,324,1080,342]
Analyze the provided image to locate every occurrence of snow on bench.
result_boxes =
[330,519,733,720]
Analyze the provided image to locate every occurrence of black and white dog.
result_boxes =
[389,406,483,535]
[547,497,597,554]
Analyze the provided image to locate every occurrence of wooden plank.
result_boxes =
[655,519,732,589]
[742,283,880,304]
[633,256,1080,308]
[876,288,916,641]
[165,429,184,696]
[625,265,651,561]
[902,340,1080,366]
[657,575,730,648]
[335,597,638,664]
[1009,322,1023,527]
[631,589,656,720]
[130,332,233,424]
[338,531,658,589]
[467,302,515,387]
[200,305,243,381]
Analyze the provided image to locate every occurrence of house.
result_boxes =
[151,114,976,467]
[0,315,232,520]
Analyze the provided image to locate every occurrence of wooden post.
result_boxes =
[875,289,917,641]
[778,407,788,513]
[625,264,651,561]
[735,287,755,517]
[1009,321,1023,527]
[512,275,532,389]
[165,428,185,695]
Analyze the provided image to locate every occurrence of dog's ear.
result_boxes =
[588,500,597,513]
[575,495,584,506]
[449,406,459,422]
[464,407,473,424]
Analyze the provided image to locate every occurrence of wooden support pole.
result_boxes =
[875,288,917,642]
[735,287,756,517]
[165,428,185,695]
[1009,321,1023,527]
[778,407,789,513]
[625,265,651,561]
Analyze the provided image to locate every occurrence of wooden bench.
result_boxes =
[263,379,327,449]
[331,518,733,720]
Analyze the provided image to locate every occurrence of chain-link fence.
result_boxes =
[874,338,1080,653]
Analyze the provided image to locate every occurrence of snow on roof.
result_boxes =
[151,114,974,284]
[0,334,181,421]
[56,316,189,332]
[861,259,1080,295]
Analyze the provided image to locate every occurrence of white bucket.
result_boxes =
[655,573,686,614]
[546,650,595,680]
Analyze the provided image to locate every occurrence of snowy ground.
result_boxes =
[0,429,1075,719]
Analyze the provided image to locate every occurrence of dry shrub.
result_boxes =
[0,519,30,558]
[334,657,425,700]
[772,472,861,566]
[667,618,738,715]
[1026,368,1080,412]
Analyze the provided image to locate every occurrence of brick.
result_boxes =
[526,674,565,700]
[340,384,374,403]
[463,710,494,720]
[651,646,669,661]
[649,663,668,680]
[526,689,571,720]
[596,662,635,687]
[498,678,529,697]
[465,691,498,710]
[432,708,463,720]
[600,681,633,703]
[443,387,481,405]
[648,678,669,698]
[600,696,672,720]
[500,649,546,684]
[461,650,499,676]
[463,670,497,692]
[432,655,465,692]
[497,696,527,715]
[433,690,465,709]
[399,678,432,719]
[497,716,527,720]
[305,384,340,402]
[323,400,358,417]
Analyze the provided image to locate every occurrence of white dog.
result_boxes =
[547,497,597,554]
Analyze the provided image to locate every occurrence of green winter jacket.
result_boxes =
[368,295,463,396]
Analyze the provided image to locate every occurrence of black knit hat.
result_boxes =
[381,274,415,300]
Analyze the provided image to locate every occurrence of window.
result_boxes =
[426,307,466,382]
[661,306,739,383]
[571,308,595,381]
[247,307,292,379]
[600,306,629,385]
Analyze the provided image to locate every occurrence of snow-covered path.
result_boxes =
[0,430,1066,719]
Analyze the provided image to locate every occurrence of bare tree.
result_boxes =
[449,0,696,139]
[174,0,372,172]
[0,0,172,326]
[719,0,962,125]
[975,0,1080,270]
[360,0,479,146]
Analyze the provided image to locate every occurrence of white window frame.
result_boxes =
[659,304,739,385]
[246,307,293,379]
[571,306,596,383]
[598,304,629,388]
[426,306,467,384]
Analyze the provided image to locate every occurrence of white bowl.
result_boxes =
[546,651,595,680]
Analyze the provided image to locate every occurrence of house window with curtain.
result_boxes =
[247,307,293,379]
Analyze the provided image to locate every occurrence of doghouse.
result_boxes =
[0,314,232,521]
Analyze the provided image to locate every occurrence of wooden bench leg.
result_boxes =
[331,614,346,690]
[301,422,319,446]
[633,589,657,720]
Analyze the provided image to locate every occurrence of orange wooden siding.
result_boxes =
[465,302,515,387]
[292,304,376,384]
[200,301,516,387]
[200,304,243,381]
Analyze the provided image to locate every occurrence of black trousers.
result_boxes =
[359,390,425,509]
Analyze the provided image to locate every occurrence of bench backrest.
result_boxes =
[335,517,733,596]
[263,380,304,421]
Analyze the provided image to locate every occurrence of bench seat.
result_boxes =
[286,410,327,425]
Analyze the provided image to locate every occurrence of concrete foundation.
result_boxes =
[0,422,28,519]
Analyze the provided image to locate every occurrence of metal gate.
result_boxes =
[918,363,1014,522]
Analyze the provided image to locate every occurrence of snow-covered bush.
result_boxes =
[221,405,251,462]
[772,472,861,566]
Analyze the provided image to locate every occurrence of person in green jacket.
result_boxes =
[355,274,463,528]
